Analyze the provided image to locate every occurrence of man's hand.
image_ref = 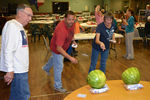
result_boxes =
[4,72,14,85]
[56,46,78,64]
[69,57,78,64]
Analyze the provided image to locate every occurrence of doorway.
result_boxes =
[52,2,69,14]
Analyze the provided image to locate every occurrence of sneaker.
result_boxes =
[126,57,134,60]
[122,55,128,58]
[42,66,50,76]
[54,87,67,93]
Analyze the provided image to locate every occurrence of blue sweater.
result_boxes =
[125,16,134,33]
[92,22,115,51]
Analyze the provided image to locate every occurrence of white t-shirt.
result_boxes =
[0,19,29,73]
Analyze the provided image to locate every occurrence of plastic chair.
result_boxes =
[42,25,53,45]
[133,27,146,47]
[145,34,150,46]
[137,27,146,38]
[42,35,51,57]
[145,23,150,46]
[41,25,54,57]
[29,24,42,42]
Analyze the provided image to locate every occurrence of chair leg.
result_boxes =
[143,38,147,47]
[38,34,40,41]
[42,35,51,57]
[34,35,36,42]
[31,35,33,42]
[109,43,117,59]
[147,40,150,46]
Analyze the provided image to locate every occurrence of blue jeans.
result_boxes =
[66,45,73,55]
[43,52,64,89]
[89,47,109,74]
[10,72,30,100]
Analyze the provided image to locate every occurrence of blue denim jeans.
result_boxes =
[89,47,109,74]
[10,72,30,100]
[66,45,73,55]
[43,52,64,89]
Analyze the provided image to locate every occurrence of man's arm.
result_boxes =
[56,46,78,64]
[2,22,18,85]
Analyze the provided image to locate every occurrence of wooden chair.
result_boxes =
[29,24,42,42]
[133,27,146,47]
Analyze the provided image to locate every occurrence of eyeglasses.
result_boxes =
[21,10,33,17]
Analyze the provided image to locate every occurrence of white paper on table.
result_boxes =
[124,84,144,90]
[77,94,87,98]
[90,84,109,94]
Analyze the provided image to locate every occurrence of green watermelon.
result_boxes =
[122,67,141,85]
[87,70,106,89]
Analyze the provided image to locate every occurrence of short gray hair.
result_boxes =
[16,4,30,13]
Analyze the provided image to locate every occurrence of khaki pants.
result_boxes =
[125,32,134,58]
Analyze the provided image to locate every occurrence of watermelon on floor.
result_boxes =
[122,67,141,85]
[87,70,106,89]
